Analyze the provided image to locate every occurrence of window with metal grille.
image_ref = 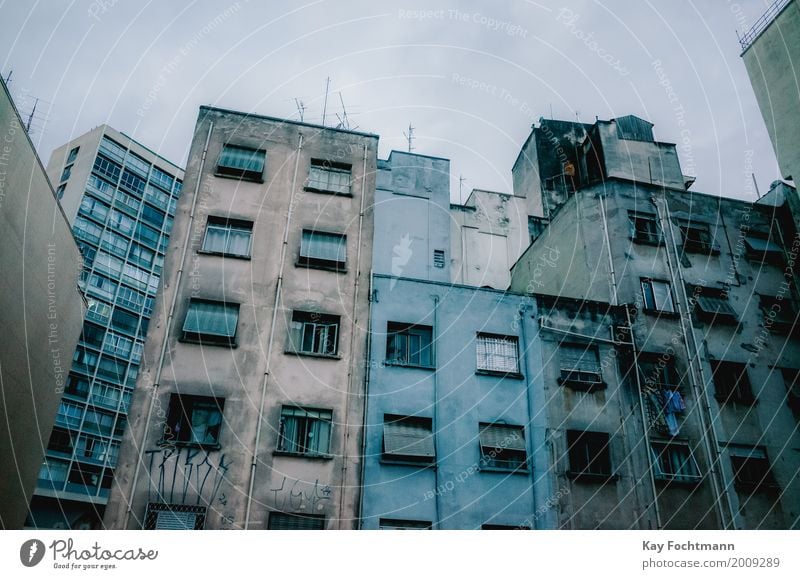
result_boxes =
[379,519,432,530]
[144,503,206,530]
[479,423,527,472]
[680,222,719,254]
[433,249,445,268]
[711,361,755,405]
[559,344,603,390]
[181,299,239,346]
[728,446,778,492]
[306,159,352,194]
[744,235,783,264]
[202,216,253,258]
[288,311,340,356]
[216,144,266,181]
[164,394,224,447]
[277,406,332,456]
[650,442,701,483]
[628,211,661,244]
[386,322,433,367]
[693,288,738,323]
[267,512,325,530]
[299,229,347,270]
[475,333,520,375]
[567,430,613,480]
[382,414,435,463]
[641,279,675,313]
[637,354,680,391]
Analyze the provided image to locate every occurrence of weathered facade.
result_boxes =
[0,78,84,529]
[104,107,378,530]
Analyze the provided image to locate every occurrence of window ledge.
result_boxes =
[654,475,703,487]
[303,186,354,197]
[642,308,680,319]
[273,450,333,460]
[213,171,264,184]
[284,350,341,361]
[198,249,251,260]
[566,471,618,483]
[475,369,524,380]
[158,440,221,451]
[384,360,436,371]
[380,458,436,469]
[479,466,530,475]
[295,261,348,274]
[179,336,238,348]
[558,378,607,392]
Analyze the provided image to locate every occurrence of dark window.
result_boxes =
[277,407,332,456]
[433,249,445,268]
[641,279,675,313]
[711,361,755,405]
[56,184,66,200]
[144,503,206,530]
[567,430,613,480]
[67,146,79,164]
[758,295,799,334]
[781,368,800,418]
[288,311,340,356]
[112,308,140,335]
[559,344,603,390]
[628,211,661,244]
[47,428,75,455]
[181,299,239,346]
[306,159,351,194]
[479,423,527,472]
[744,235,783,264]
[202,217,253,258]
[60,164,72,182]
[298,229,347,270]
[141,204,165,230]
[217,144,265,181]
[650,442,701,483]
[693,288,738,323]
[475,333,520,375]
[379,519,432,530]
[637,354,680,390]
[382,414,435,464]
[119,169,145,197]
[267,512,325,530]
[729,446,777,492]
[680,223,719,254]
[93,155,122,183]
[164,394,224,447]
[68,463,102,490]
[386,322,433,367]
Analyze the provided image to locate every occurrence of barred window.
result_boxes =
[476,333,519,374]
[267,513,325,530]
[559,344,603,389]
[145,503,206,530]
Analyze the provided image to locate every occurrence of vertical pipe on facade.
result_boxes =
[337,143,369,529]
[431,294,442,529]
[624,305,663,529]
[517,304,539,527]
[652,196,733,528]
[598,194,619,305]
[356,268,374,529]
[244,133,304,529]
[122,122,213,529]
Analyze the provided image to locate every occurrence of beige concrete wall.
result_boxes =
[0,80,84,528]
[105,107,376,530]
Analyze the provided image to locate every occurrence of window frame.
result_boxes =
[680,222,720,254]
[163,393,225,449]
[385,322,434,369]
[276,406,334,458]
[144,503,206,530]
[297,229,348,271]
[180,298,240,347]
[692,287,738,324]
[475,333,522,378]
[628,211,662,245]
[287,310,341,358]
[711,360,756,405]
[558,343,605,391]
[304,159,353,195]
[200,216,254,259]
[478,422,528,473]
[650,441,702,484]
[566,430,615,482]
[215,144,266,182]
[381,414,435,466]
[641,278,676,314]
[728,445,778,493]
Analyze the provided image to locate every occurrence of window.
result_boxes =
[382,415,435,464]
[277,407,332,456]
[93,155,122,183]
[433,249,445,268]
[216,144,265,181]
[67,146,79,164]
[287,311,340,356]
[60,164,72,182]
[758,295,799,334]
[56,184,66,200]
[101,230,130,258]
[637,354,680,390]
[48,428,75,455]
[479,423,527,472]
[386,322,433,367]
[379,519,432,530]
[73,217,103,244]
[475,333,520,375]
[120,169,145,197]
[79,195,110,223]
[650,442,701,483]
[150,166,174,192]
[202,217,253,258]
[267,513,325,530]
[711,361,755,404]
[641,279,675,313]
[744,235,783,264]
[559,344,603,390]
[141,204,165,229]
[693,288,738,323]
[481,524,531,530]
[127,243,155,269]
[144,503,206,530]
[680,222,719,254]
[306,159,352,194]
[781,368,800,417]
[567,430,613,480]
[99,137,126,162]
[164,394,224,447]
[729,446,777,492]
[299,229,347,270]
[124,152,151,177]
[628,211,661,244]
[181,299,239,346]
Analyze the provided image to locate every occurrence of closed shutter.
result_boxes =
[697,295,737,318]
[268,513,325,530]
[155,511,197,530]
[560,345,600,373]
[383,418,435,458]
[479,424,525,451]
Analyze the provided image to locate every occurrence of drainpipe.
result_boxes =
[244,133,304,528]
[337,143,369,528]
[652,196,735,528]
[625,306,663,529]
[598,194,619,305]
[517,304,539,527]
[356,268,374,529]
[431,294,442,529]
[122,121,213,529]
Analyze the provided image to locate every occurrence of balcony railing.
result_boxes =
[738,0,792,52]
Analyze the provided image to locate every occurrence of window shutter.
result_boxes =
[155,510,198,530]
[560,345,600,373]
[479,424,525,451]
[268,513,325,530]
[383,419,435,457]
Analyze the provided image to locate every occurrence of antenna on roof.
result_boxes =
[335,92,357,131]
[403,123,415,152]
[321,77,331,126]
[575,110,581,123]
[25,97,39,133]
[294,98,306,122]
[4,69,12,85]
[549,103,553,119]
[459,175,467,201]
[752,173,762,199]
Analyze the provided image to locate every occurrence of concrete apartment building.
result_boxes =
[0,78,84,528]
[104,106,378,530]
[27,125,184,529]
[511,115,800,528]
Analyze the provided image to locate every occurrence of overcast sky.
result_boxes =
[0,0,784,203]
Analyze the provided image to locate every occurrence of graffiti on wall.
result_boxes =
[145,447,230,506]
[269,476,332,513]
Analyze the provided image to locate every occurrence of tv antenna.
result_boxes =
[335,92,357,131]
[321,77,331,126]
[294,98,306,122]
[4,69,12,85]
[403,123,415,152]
[26,97,39,132]
[459,175,467,201]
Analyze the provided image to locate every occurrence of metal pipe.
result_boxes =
[356,268,374,529]
[431,294,442,529]
[599,194,619,305]
[517,304,539,527]
[244,132,304,528]
[122,121,213,528]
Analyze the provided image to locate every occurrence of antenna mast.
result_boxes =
[321,77,331,126]
[402,123,415,152]
[294,98,306,122]
[26,98,39,133]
